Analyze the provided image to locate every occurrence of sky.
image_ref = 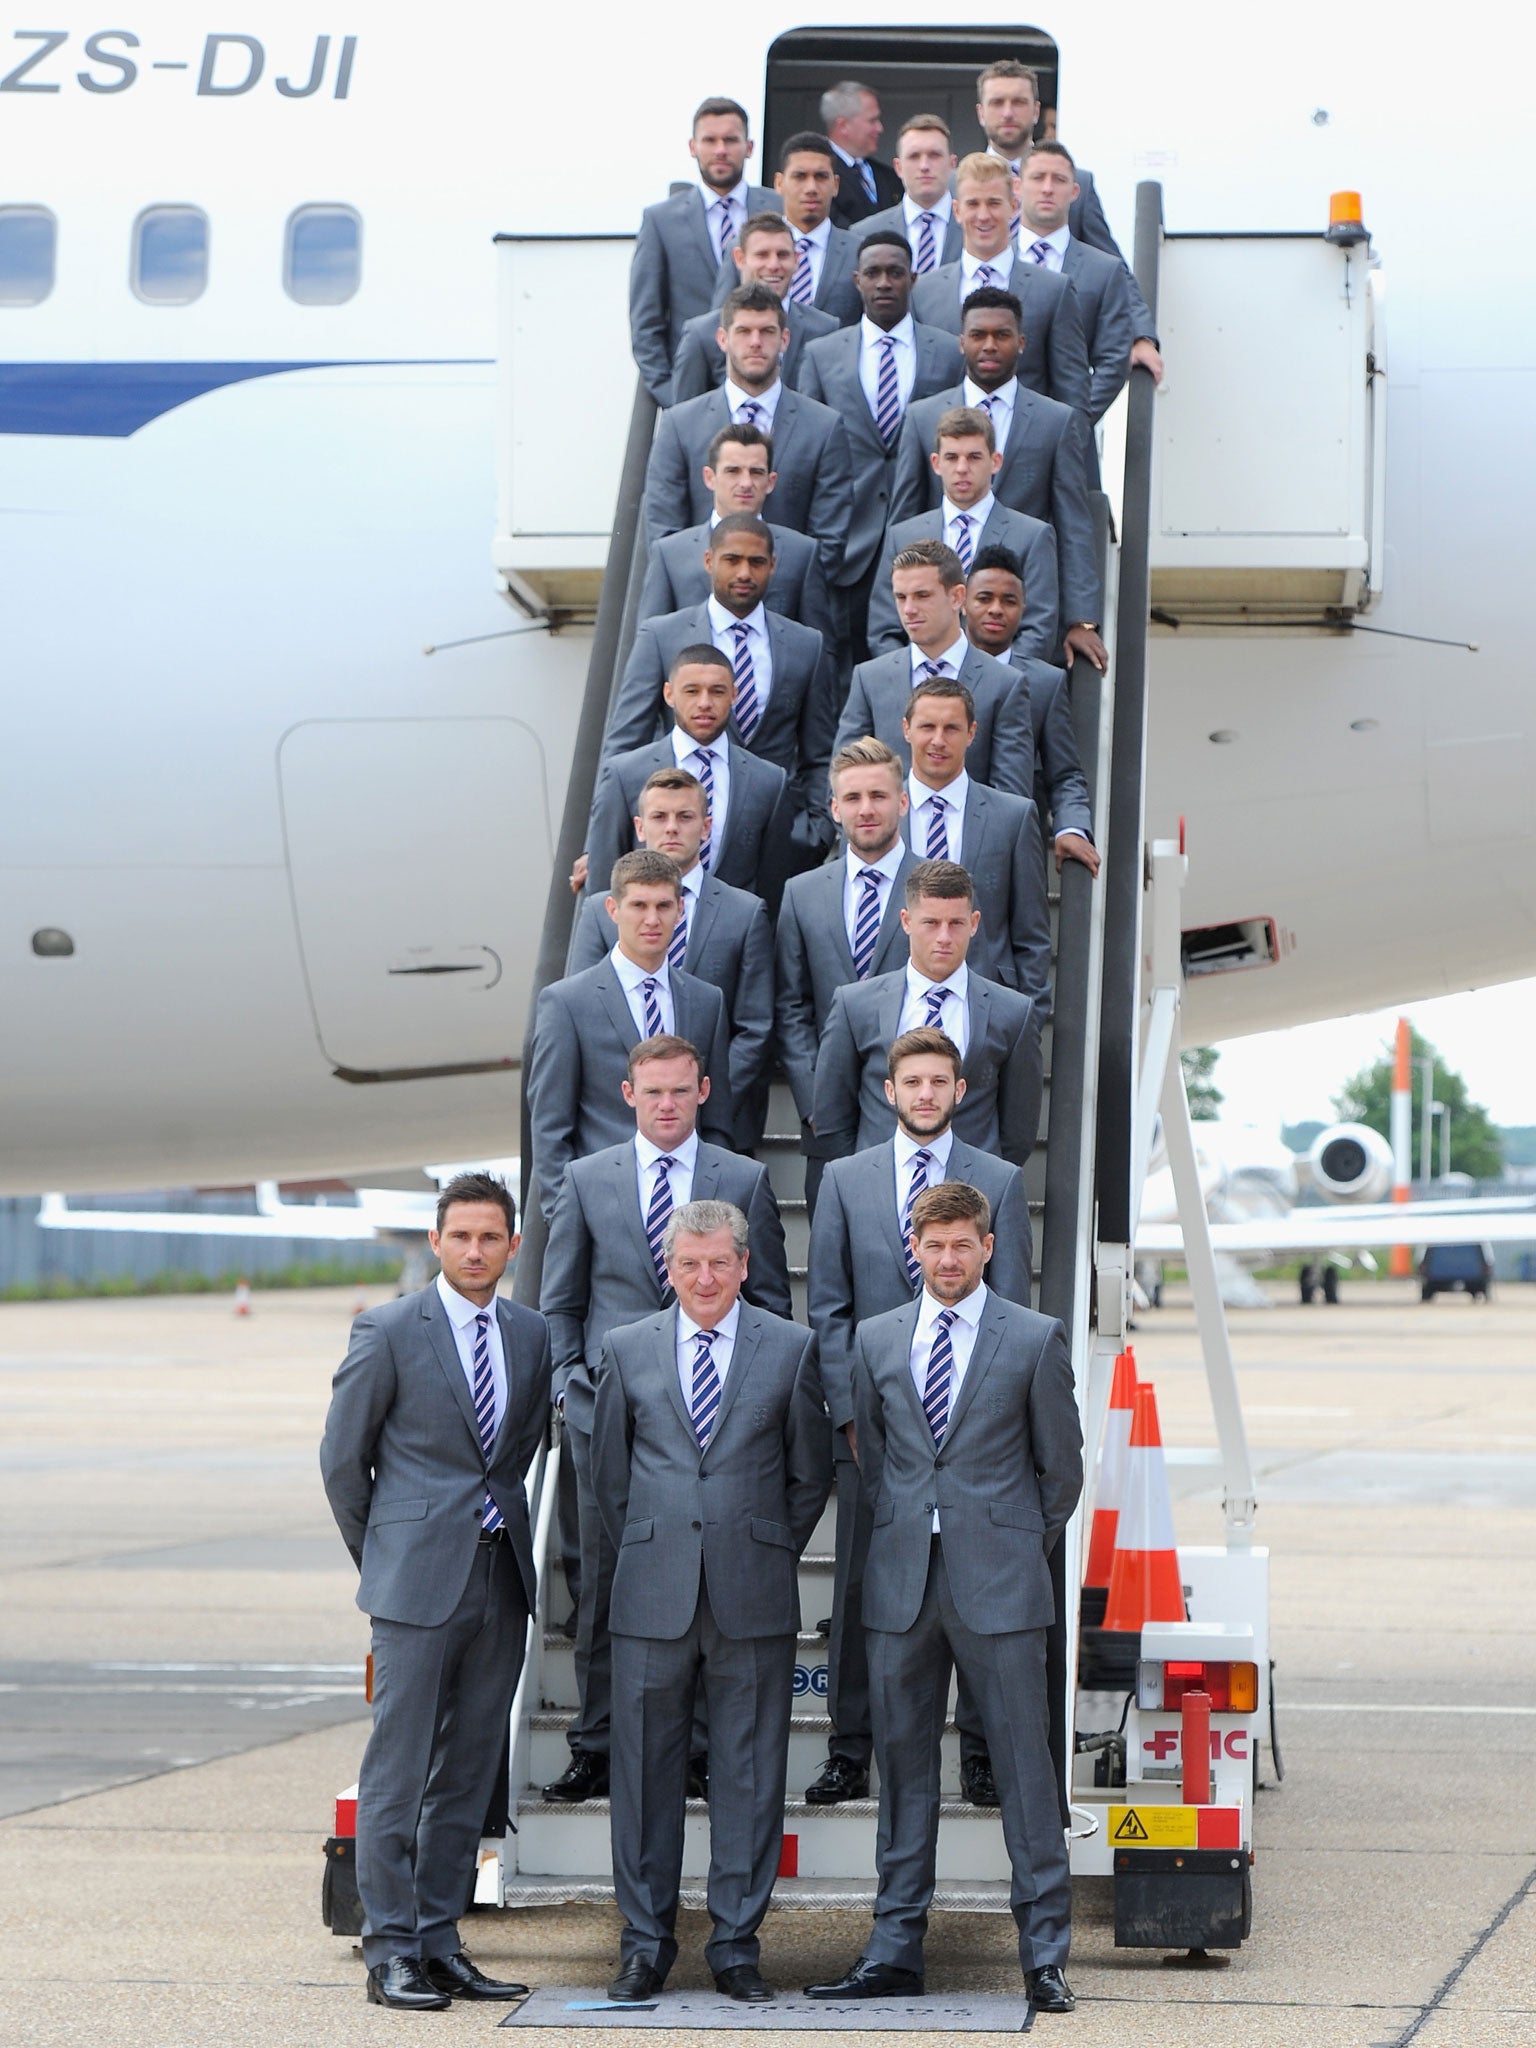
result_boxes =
[1207,977,1536,1135]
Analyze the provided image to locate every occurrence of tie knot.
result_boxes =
[919,210,936,224]
[798,235,813,253]
[475,1311,489,1331]
[953,511,970,531]
[919,657,949,680]
[642,976,657,996]
[859,865,882,886]
[694,1328,716,1353]
[938,1307,958,1330]
[878,333,894,352]
[656,1154,675,1172]
[915,1149,933,1167]
[928,793,947,813]
[732,620,750,645]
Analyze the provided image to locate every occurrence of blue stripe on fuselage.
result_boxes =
[0,360,484,437]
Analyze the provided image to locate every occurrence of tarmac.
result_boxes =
[1,1279,1533,2047]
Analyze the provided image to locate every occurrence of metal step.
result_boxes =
[498,1874,1013,1913]
[525,1715,975,1796]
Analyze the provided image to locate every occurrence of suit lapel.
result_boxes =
[873,849,913,968]
[821,861,856,977]
[657,1311,698,1442]
[421,1291,485,1455]
[874,1144,912,1269]
[682,187,716,279]
[686,877,722,963]
[886,1299,932,1434]
[1000,380,1034,497]
[958,780,987,869]
[964,977,993,1074]
[770,387,800,464]
[703,1310,759,1456]
[945,1302,1004,1440]
[877,973,906,1049]
[611,1145,661,1287]
[593,959,640,1053]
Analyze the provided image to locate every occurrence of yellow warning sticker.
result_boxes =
[1107,1805,1198,1848]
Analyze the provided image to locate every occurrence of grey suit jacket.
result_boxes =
[812,966,1043,1167]
[890,379,1100,629]
[540,1138,790,1418]
[910,260,1090,414]
[1060,234,1135,421]
[713,224,863,326]
[899,781,1052,998]
[603,602,837,859]
[808,1138,1034,1429]
[867,503,1059,663]
[636,519,838,657]
[1002,652,1093,842]
[583,734,795,914]
[629,183,781,404]
[774,846,917,1123]
[567,877,774,1129]
[835,643,1035,800]
[1071,168,1156,343]
[851,1289,1082,1634]
[591,1304,833,1639]
[645,384,855,583]
[796,321,964,585]
[526,958,733,1224]
[856,202,965,269]
[319,1286,552,1627]
[671,297,838,402]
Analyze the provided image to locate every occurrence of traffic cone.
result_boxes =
[1084,1348,1137,1589]
[233,1279,252,1318]
[1102,1381,1185,1631]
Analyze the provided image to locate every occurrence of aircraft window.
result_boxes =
[285,206,362,304]
[0,207,56,306]
[132,206,209,305]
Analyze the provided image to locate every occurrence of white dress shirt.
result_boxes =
[908,632,969,684]
[672,861,704,954]
[901,189,954,263]
[962,374,1015,455]
[1019,221,1070,271]
[700,177,750,259]
[677,1299,741,1407]
[843,837,906,952]
[635,1127,698,1217]
[893,1124,955,1230]
[909,1280,988,1525]
[672,726,730,853]
[435,1272,506,1435]
[907,766,968,866]
[706,596,774,711]
[610,944,675,1036]
[897,957,970,1054]
[790,215,832,297]
[942,492,994,561]
[723,374,783,431]
[858,313,917,417]
[959,242,1016,301]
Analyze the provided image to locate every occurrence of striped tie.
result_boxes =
[851,866,883,979]
[729,621,760,743]
[858,158,877,203]
[914,211,938,274]
[668,892,689,969]
[691,748,716,869]
[641,976,662,1036]
[923,983,950,1028]
[789,236,814,306]
[922,1308,958,1442]
[716,199,736,263]
[645,1156,675,1288]
[951,509,974,574]
[1025,237,1053,266]
[471,1311,504,1534]
[901,1148,933,1291]
[874,334,902,446]
[736,397,764,429]
[689,1328,722,1446]
[973,263,997,292]
[924,792,948,860]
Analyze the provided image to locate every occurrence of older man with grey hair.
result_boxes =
[821,80,902,229]
[592,1198,832,2005]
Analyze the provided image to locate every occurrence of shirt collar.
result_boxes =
[1020,221,1071,257]
[962,374,1013,414]
[895,1124,955,1174]
[679,861,704,897]
[829,140,858,168]
[905,956,969,1002]
[918,1279,988,1334]
[962,242,1014,281]
[793,216,832,250]
[636,1128,699,1174]
[708,595,767,638]
[987,145,1024,176]
[946,490,994,527]
[723,374,782,418]
[845,837,906,883]
[861,312,915,350]
[679,1299,742,1347]
[610,944,670,994]
[436,1270,493,1329]
[673,726,726,764]
[909,632,970,677]
[908,765,969,812]
[701,176,747,211]
[903,190,953,225]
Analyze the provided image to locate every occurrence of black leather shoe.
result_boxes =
[714,1964,774,2002]
[804,1754,870,1804]
[804,1958,924,1998]
[607,1959,665,2002]
[687,1754,709,1800]
[542,1750,609,1802]
[1025,1965,1076,2012]
[366,1956,451,2010]
[422,1951,529,2000]
[960,1753,1000,1807]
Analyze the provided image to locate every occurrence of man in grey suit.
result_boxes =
[672,213,839,401]
[635,423,839,657]
[319,1172,551,2010]
[805,1179,1083,2012]
[837,538,1034,801]
[966,548,1098,876]
[604,517,837,868]
[645,284,855,582]
[803,1029,1034,1808]
[890,292,1104,672]
[580,645,796,913]
[569,767,773,1151]
[856,113,963,273]
[629,96,780,405]
[593,1200,832,2003]
[910,152,1090,415]
[868,404,1059,661]
[1018,143,1135,425]
[526,851,733,1224]
[813,859,1044,1166]
[774,739,915,1176]
[712,132,862,327]
[540,1039,790,1804]
[797,232,963,664]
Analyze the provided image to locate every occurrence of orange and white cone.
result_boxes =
[1085,1348,1137,1588]
[233,1279,252,1318]
[1102,1380,1185,1630]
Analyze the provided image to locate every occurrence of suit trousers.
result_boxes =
[609,1573,795,1976]
[866,1540,1071,1974]
[356,1541,529,1969]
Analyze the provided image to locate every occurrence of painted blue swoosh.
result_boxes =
[0,360,488,438]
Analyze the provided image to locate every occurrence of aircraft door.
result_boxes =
[278,716,551,1080]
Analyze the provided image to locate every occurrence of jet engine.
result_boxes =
[1307,1122,1395,1203]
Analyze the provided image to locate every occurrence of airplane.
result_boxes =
[4,2,1534,1199]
